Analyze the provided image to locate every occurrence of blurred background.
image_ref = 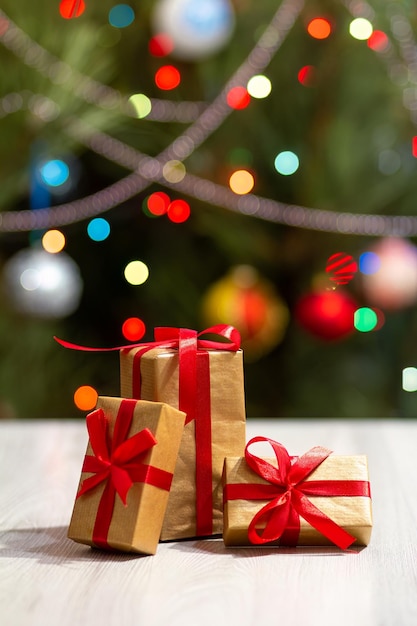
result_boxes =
[1,0,417,419]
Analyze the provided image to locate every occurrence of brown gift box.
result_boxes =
[223,454,372,547]
[68,396,186,554]
[120,346,246,540]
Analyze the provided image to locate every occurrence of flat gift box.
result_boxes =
[223,452,372,548]
[120,344,246,540]
[68,396,186,554]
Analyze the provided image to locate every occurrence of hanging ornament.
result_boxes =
[59,0,86,19]
[201,265,289,359]
[360,237,417,310]
[2,247,83,318]
[295,289,358,341]
[152,0,235,61]
[325,252,358,286]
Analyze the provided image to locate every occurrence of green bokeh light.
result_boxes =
[354,307,378,332]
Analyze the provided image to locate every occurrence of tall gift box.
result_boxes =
[223,437,372,549]
[68,396,186,554]
[120,325,247,540]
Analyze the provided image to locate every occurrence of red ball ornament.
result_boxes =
[325,252,358,286]
[295,289,358,341]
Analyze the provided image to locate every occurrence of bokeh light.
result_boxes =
[149,33,174,57]
[128,94,152,118]
[359,251,381,275]
[307,17,332,39]
[42,229,66,253]
[367,30,389,52]
[298,65,316,87]
[40,159,70,187]
[226,86,250,110]
[124,260,149,285]
[146,191,171,216]
[378,149,401,175]
[162,160,186,182]
[74,385,98,411]
[155,65,181,90]
[274,151,299,175]
[229,169,255,194]
[354,307,378,332]
[349,18,373,41]
[167,199,191,223]
[59,0,86,19]
[402,367,417,392]
[87,218,111,242]
[247,75,272,99]
[122,317,146,341]
[108,4,135,28]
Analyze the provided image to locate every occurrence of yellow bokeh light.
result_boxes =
[247,75,272,99]
[128,93,152,118]
[349,18,373,40]
[124,260,149,285]
[229,170,255,195]
[162,160,186,183]
[42,229,66,253]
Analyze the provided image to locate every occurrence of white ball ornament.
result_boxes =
[360,237,417,310]
[152,0,235,61]
[3,247,83,318]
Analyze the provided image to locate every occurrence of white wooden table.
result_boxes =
[1,418,416,626]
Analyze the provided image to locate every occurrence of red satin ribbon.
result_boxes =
[223,436,371,550]
[77,399,173,549]
[56,325,241,537]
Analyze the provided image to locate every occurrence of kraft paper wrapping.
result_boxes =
[223,455,373,547]
[68,397,186,554]
[120,347,247,540]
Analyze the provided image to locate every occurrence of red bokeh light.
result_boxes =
[298,65,316,87]
[59,0,86,19]
[147,191,171,216]
[167,199,191,223]
[155,65,181,90]
[226,87,251,110]
[122,317,146,341]
[367,30,389,52]
[149,33,174,57]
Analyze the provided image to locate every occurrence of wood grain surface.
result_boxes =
[1,418,416,626]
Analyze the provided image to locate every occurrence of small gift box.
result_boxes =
[68,396,186,554]
[119,325,247,540]
[223,437,372,549]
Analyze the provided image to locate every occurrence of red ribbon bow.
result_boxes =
[224,436,371,550]
[77,399,173,549]
[57,325,241,537]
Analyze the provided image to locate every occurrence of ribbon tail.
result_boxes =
[292,490,357,550]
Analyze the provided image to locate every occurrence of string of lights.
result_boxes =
[1,2,417,237]
[0,0,305,231]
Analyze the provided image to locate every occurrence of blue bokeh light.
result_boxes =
[40,160,70,187]
[87,218,111,242]
[274,151,299,175]
[109,4,135,28]
[359,251,381,275]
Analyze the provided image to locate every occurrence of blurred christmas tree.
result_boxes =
[1,0,417,418]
